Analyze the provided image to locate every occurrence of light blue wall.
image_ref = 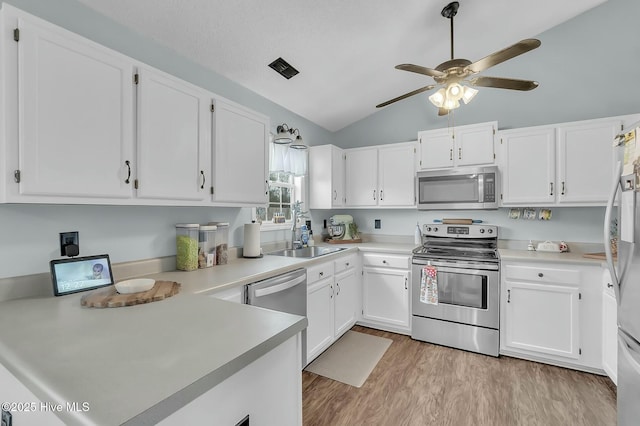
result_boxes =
[312,208,607,244]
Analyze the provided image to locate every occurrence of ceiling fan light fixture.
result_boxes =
[443,98,460,110]
[428,88,446,108]
[461,86,478,104]
[446,83,463,101]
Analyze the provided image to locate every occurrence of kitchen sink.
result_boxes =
[267,246,347,258]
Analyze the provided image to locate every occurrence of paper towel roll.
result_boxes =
[243,222,261,258]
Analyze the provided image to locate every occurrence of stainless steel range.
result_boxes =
[411,224,500,357]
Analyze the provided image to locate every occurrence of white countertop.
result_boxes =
[0,292,306,425]
[498,248,606,265]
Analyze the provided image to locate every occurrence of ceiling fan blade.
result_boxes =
[395,64,446,78]
[438,108,450,116]
[469,76,539,91]
[376,85,436,108]
[465,39,541,74]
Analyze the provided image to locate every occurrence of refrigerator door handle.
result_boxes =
[605,160,622,304]
[619,330,640,376]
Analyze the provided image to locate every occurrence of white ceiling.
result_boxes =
[76,0,606,132]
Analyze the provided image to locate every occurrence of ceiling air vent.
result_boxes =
[268,57,299,80]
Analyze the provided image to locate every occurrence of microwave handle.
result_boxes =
[478,173,485,202]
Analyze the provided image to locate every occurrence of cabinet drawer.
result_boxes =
[504,264,580,285]
[334,254,357,274]
[362,253,410,269]
[307,262,334,284]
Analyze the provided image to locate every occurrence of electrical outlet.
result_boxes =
[375,219,381,229]
[60,231,80,257]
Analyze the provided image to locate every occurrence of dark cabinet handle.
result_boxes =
[124,160,131,184]
[380,190,383,201]
[336,282,341,295]
[550,182,554,196]
[538,273,544,278]
[200,171,206,189]
[561,181,565,195]
[458,147,462,160]
[507,289,511,303]
[607,283,613,288]
[330,285,333,299]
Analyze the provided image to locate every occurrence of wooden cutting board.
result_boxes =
[442,218,473,224]
[582,252,617,261]
[81,280,181,308]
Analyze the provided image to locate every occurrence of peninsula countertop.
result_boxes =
[0,290,306,425]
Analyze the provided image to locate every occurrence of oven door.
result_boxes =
[412,259,499,329]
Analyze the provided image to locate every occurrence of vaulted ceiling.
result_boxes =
[76,0,607,131]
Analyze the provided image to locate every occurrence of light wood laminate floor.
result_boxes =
[303,326,616,426]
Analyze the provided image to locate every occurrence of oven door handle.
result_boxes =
[414,259,498,271]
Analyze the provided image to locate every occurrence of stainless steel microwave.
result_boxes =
[416,166,499,210]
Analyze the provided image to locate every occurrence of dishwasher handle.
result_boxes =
[253,274,306,298]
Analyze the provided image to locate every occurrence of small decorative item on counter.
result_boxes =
[559,241,569,252]
[508,208,521,220]
[301,225,309,247]
[209,222,229,265]
[176,224,199,271]
[198,225,217,268]
[308,230,315,246]
[414,222,422,245]
[527,240,536,251]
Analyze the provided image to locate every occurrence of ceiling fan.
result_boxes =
[376,1,541,116]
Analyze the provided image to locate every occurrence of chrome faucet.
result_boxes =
[291,201,308,249]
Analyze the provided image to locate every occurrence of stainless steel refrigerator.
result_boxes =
[605,127,640,426]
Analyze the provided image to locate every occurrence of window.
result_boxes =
[256,172,304,228]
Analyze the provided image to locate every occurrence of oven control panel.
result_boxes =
[423,224,497,238]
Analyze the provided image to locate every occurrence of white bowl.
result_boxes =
[115,278,156,294]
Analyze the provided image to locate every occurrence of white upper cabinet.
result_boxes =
[500,127,556,205]
[211,98,269,205]
[345,147,378,207]
[500,116,625,207]
[345,142,416,208]
[309,144,345,209]
[557,118,622,204]
[6,7,135,201]
[136,67,210,201]
[378,143,416,207]
[418,121,496,170]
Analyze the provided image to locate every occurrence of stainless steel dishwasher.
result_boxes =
[245,268,307,366]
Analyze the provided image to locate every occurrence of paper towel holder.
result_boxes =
[243,221,263,259]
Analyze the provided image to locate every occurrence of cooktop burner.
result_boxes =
[414,223,499,263]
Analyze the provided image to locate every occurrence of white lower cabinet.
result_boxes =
[306,253,359,364]
[360,253,411,335]
[602,268,618,384]
[500,261,603,372]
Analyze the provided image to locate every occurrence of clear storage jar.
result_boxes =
[198,225,217,268]
[209,222,229,265]
[176,224,199,271]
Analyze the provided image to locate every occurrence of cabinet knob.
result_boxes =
[382,260,387,264]
[319,271,324,277]
[538,273,544,278]
[345,262,350,267]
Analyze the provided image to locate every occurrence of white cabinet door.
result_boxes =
[331,146,345,207]
[362,268,409,328]
[378,142,416,207]
[500,127,556,205]
[602,270,617,384]
[418,128,453,170]
[557,119,621,204]
[334,268,358,338]
[15,15,134,200]
[136,68,210,201]
[504,281,580,359]
[345,148,378,206]
[309,145,344,209]
[306,277,335,363]
[212,98,269,204]
[455,122,496,167]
